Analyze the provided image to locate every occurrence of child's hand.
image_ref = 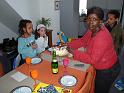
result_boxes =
[43,34,47,37]
[31,44,38,49]
[43,34,47,40]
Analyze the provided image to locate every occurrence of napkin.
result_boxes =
[11,71,28,82]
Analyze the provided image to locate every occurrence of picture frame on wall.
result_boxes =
[54,1,60,10]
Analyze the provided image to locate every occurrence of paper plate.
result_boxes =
[31,58,41,64]
[10,86,32,93]
[59,75,77,87]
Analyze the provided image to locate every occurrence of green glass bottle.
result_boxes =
[51,50,58,74]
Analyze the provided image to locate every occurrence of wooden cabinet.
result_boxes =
[46,29,53,47]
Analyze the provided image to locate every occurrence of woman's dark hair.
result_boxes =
[87,6,104,20]
[18,19,32,36]
[107,10,120,19]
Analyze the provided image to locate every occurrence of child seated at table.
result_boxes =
[35,24,48,54]
[18,19,37,60]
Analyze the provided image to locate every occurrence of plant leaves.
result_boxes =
[37,18,51,28]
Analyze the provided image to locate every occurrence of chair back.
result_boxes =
[13,54,21,69]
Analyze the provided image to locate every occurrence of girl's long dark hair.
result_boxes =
[34,29,40,40]
[18,19,32,37]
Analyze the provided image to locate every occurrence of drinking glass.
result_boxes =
[25,57,32,75]
[30,70,38,88]
[62,58,69,74]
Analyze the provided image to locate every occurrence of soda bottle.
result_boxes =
[51,50,58,74]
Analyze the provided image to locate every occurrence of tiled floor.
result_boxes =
[109,46,124,93]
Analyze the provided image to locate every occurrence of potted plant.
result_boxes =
[36,17,51,28]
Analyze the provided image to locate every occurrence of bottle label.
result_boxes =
[51,60,58,74]
[52,59,57,62]
[52,50,58,74]
[52,68,58,74]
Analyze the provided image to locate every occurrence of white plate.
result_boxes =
[11,86,32,93]
[31,58,41,64]
[59,75,77,87]
[48,47,53,52]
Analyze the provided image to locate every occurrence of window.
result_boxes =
[79,0,87,16]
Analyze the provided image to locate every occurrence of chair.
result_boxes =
[13,54,21,69]
[77,66,96,93]
[0,52,12,74]
[0,62,4,77]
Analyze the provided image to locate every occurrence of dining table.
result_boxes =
[0,50,94,93]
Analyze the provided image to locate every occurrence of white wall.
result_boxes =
[5,0,60,44]
[39,0,60,44]
[0,22,18,43]
[5,0,41,28]
[60,0,79,38]
[0,0,23,43]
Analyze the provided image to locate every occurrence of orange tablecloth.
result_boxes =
[16,60,87,93]
[77,66,95,93]
[16,50,95,93]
